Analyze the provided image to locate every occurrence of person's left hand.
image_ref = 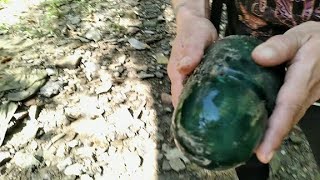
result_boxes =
[252,21,320,164]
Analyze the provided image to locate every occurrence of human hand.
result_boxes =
[252,21,320,164]
[167,9,218,107]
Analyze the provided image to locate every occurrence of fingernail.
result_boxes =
[265,151,275,163]
[255,45,276,59]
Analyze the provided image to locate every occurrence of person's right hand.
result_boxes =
[167,9,218,107]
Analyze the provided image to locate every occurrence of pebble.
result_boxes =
[154,53,168,64]
[0,152,11,166]
[64,163,84,176]
[57,157,73,171]
[160,93,172,105]
[137,72,154,79]
[39,80,64,98]
[164,147,190,164]
[162,160,171,171]
[64,106,82,120]
[12,152,40,168]
[56,54,82,69]
[128,38,150,50]
[85,28,102,42]
[123,152,141,171]
[80,174,93,180]
[155,72,164,78]
[169,158,186,172]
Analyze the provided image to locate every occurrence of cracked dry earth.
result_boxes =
[0,0,319,180]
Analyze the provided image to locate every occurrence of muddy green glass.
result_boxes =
[172,35,284,170]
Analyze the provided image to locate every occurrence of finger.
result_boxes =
[177,46,204,75]
[168,71,185,107]
[255,37,320,163]
[252,33,307,66]
[168,58,186,107]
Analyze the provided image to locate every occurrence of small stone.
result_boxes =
[29,141,38,151]
[85,28,102,42]
[161,93,172,105]
[64,107,82,120]
[28,105,40,120]
[57,157,73,171]
[56,144,66,157]
[137,72,154,79]
[138,129,149,139]
[56,54,82,69]
[124,152,141,171]
[155,72,164,78]
[12,152,40,168]
[13,111,28,120]
[0,152,11,166]
[164,147,190,164]
[169,158,186,172]
[95,81,112,94]
[80,174,93,180]
[76,147,94,158]
[154,53,168,64]
[162,160,171,171]
[67,140,79,148]
[84,62,99,81]
[164,107,172,113]
[64,163,84,176]
[127,27,140,35]
[46,68,57,76]
[68,15,81,25]
[39,80,64,98]
[128,38,150,50]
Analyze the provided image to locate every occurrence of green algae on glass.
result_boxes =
[172,35,285,170]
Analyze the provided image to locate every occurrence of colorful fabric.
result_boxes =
[226,0,320,39]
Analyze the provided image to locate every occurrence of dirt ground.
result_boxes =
[0,0,319,179]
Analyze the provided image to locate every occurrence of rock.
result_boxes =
[128,38,150,50]
[154,72,164,78]
[0,152,11,166]
[123,152,141,171]
[45,68,57,76]
[64,106,82,120]
[119,17,141,27]
[0,102,18,146]
[56,54,82,69]
[64,163,84,176]
[76,146,94,158]
[95,81,112,94]
[67,15,81,25]
[109,107,135,129]
[39,80,64,98]
[85,28,102,42]
[80,174,93,180]
[169,158,186,172]
[162,160,171,171]
[154,53,168,64]
[84,62,99,81]
[12,152,40,168]
[28,105,40,120]
[164,148,190,164]
[13,111,28,120]
[56,143,67,157]
[161,93,172,105]
[137,72,154,79]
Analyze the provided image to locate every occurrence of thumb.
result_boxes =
[252,33,305,66]
[177,49,204,75]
